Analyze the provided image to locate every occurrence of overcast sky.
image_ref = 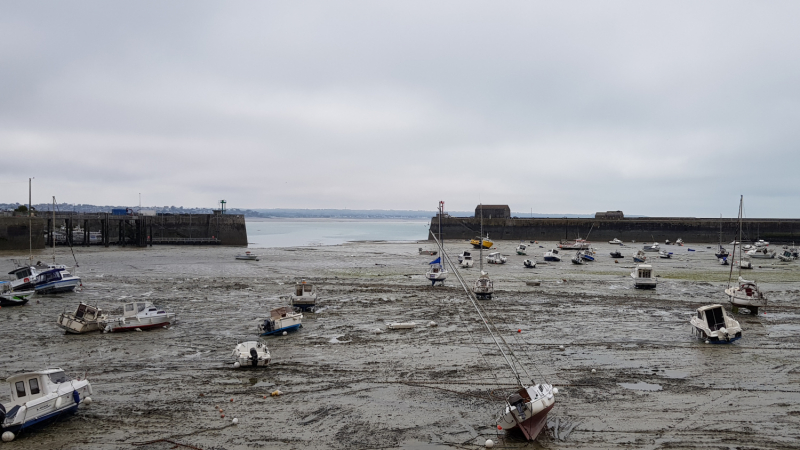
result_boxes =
[1,1,798,217]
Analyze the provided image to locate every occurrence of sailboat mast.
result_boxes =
[738,196,743,277]
[52,196,56,263]
[28,177,32,264]
[438,201,444,257]
[479,204,483,272]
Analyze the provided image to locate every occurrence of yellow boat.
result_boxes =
[470,236,493,249]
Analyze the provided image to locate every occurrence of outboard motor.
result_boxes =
[508,393,526,420]
[249,347,259,367]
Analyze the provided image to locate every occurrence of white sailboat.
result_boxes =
[471,204,493,299]
[425,201,449,286]
[725,196,767,314]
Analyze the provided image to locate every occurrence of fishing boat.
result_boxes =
[419,248,438,256]
[426,201,449,285]
[235,251,259,261]
[291,280,318,311]
[609,250,623,258]
[658,250,673,259]
[633,250,647,263]
[232,341,270,368]
[0,283,33,307]
[56,303,106,334]
[523,259,536,268]
[571,251,584,265]
[608,238,623,245]
[690,304,742,344]
[543,249,561,262]
[33,268,82,295]
[101,301,176,332]
[642,242,660,252]
[0,368,92,442]
[558,238,591,250]
[516,243,527,255]
[459,251,474,268]
[259,306,303,336]
[725,196,767,314]
[486,252,507,264]
[631,264,657,289]
[470,236,493,249]
[746,248,775,259]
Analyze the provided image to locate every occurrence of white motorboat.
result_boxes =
[0,368,92,442]
[426,201,449,286]
[571,251,584,265]
[643,242,660,252]
[235,251,259,261]
[33,268,82,295]
[57,303,106,334]
[101,301,176,332]
[486,252,507,264]
[543,249,561,262]
[658,250,673,259]
[734,258,753,269]
[725,276,766,314]
[778,250,794,262]
[631,264,657,289]
[608,238,623,245]
[291,280,318,311]
[0,283,34,307]
[690,304,742,344]
[232,341,270,368]
[473,271,494,300]
[459,251,474,268]
[516,243,528,255]
[6,263,67,291]
[746,248,775,259]
[523,259,536,268]
[633,250,647,263]
[387,322,417,330]
[675,238,684,246]
[755,239,769,248]
[259,306,303,336]
[558,238,591,250]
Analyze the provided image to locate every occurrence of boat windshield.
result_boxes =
[48,371,70,384]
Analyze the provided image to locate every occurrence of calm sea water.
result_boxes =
[246,218,430,248]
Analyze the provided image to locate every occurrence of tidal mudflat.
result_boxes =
[1,241,799,449]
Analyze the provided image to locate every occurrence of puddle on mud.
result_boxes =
[618,381,663,391]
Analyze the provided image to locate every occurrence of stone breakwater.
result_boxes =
[430,216,800,244]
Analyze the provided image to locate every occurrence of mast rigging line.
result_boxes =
[429,230,536,388]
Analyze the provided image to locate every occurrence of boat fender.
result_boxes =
[2,431,14,442]
[84,397,92,405]
[485,439,494,448]
[55,396,63,408]
[73,390,81,404]
[233,362,241,368]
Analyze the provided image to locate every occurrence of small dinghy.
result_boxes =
[101,301,176,332]
[486,252,507,264]
[523,259,536,268]
[633,250,647,263]
[232,341,270,368]
[516,243,528,255]
[608,238,623,245]
[235,251,259,261]
[631,264,657,289]
[259,306,303,336]
[291,280,318,311]
[0,283,33,307]
[0,368,92,442]
[690,304,742,344]
[609,250,623,258]
[387,322,417,329]
[658,250,673,259]
[543,249,561,262]
[57,303,106,334]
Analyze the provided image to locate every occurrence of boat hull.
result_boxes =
[56,313,103,334]
[104,315,173,332]
[0,292,32,307]
[35,279,81,295]
[498,392,555,441]
[543,256,560,262]
[692,325,742,344]
[261,323,302,336]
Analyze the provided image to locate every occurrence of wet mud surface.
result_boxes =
[1,241,799,449]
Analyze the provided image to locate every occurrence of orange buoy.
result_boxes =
[497,425,502,430]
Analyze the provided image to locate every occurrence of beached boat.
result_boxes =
[235,251,259,261]
[746,248,775,259]
[725,277,766,314]
[459,251,474,268]
[658,250,673,259]
[690,304,742,344]
[232,341,270,368]
[0,368,92,442]
[486,252,507,265]
[755,239,769,248]
[715,247,730,259]
[631,264,656,289]
[675,238,684,246]
[543,249,561,262]
[558,238,591,250]
[33,268,81,295]
[516,243,528,255]
[523,259,536,268]
[259,306,303,336]
[633,250,647,263]
[778,250,794,262]
[470,236,493,249]
[608,238,623,245]
[643,242,660,252]
[291,281,318,311]
[0,283,34,307]
[56,303,106,334]
[609,250,623,259]
[419,248,438,256]
[6,263,67,291]
[101,301,176,332]
[570,251,584,265]
[426,202,449,285]
[734,258,753,269]
[580,250,595,261]
[719,257,729,265]
[473,271,494,300]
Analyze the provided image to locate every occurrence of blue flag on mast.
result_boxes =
[429,257,441,265]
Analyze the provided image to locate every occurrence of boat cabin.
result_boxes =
[635,265,653,279]
[5,369,70,408]
[294,282,315,297]
[72,303,102,321]
[270,306,294,320]
[696,305,726,332]
[36,268,69,284]
[122,301,165,318]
